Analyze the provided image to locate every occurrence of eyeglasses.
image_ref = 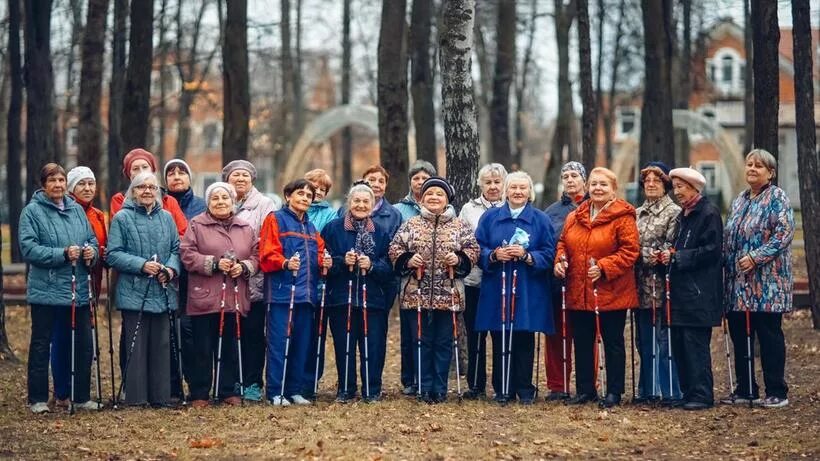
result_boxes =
[135,184,159,191]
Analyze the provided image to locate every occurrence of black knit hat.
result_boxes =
[639,161,672,191]
[421,176,455,203]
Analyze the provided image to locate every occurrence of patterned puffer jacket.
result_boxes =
[389,206,479,312]
[635,194,681,310]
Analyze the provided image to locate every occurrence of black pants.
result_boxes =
[328,305,389,398]
[464,286,487,392]
[571,309,626,396]
[400,309,417,388]
[490,331,535,400]
[407,310,453,395]
[28,304,92,404]
[188,313,240,401]
[171,275,193,398]
[121,311,171,406]
[670,325,714,405]
[241,301,267,388]
[727,311,788,399]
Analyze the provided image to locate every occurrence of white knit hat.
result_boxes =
[205,181,237,202]
[66,166,95,192]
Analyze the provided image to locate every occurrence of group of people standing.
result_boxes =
[21,146,794,413]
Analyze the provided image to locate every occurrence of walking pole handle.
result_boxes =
[415,265,424,281]
[291,251,300,278]
[322,249,330,277]
[447,265,454,281]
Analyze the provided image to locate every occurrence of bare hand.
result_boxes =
[344,250,358,267]
[408,253,425,269]
[647,249,660,266]
[66,245,81,262]
[357,255,371,271]
[229,263,244,279]
[157,267,174,284]
[443,252,459,267]
[738,255,755,273]
[218,258,234,273]
[553,259,567,279]
[587,264,601,283]
[495,247,514,262]
[287,255,301,272]
[82,246,94,265]
[322,255,333,269]
[507,245,526,259]
[142,260,162,276]
[659,250,672,265]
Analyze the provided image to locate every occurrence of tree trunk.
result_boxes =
[515,0,538,167]
[440,0,479,210]
[222,0,250,163]
[577,0,596,174]
[751,0,778,166]
[377,0,410,202]
[277,0,293,178]
[294,0,304,137]
[120,0,154,152]
[594,0,604,165]
[490,0,515,168]
[175,90,194,159]
[7,0,24,262]
[24,0,56,198]
[639,0,675,174]
[473,9,493,163]
[341,0,353,187]
[791,0,820,328]
[673,0,692,169]
[410,0,438,165]
[107,0,128,199]
[543,0,576,205]
[77,0,109,180]
[155,0,170,159]
[603,0,626,166]
[743,0,754,156]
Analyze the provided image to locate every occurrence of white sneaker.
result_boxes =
[289,394,312,405]
[75,400,103,411]
[30,402,50,414]
[269,395,291,406]
[761,396,789,408]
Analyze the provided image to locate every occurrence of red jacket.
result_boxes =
[110,191,188,237]
[73,196,108,294]
[555,198,639,312]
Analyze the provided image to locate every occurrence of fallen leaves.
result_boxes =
[188,437,224,449]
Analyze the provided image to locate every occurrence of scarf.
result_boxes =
[681,194,702,216]
[344,212,376,256]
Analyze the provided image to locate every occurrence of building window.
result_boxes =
[617,107,637,137]
[203,123,219,150]
[697,162,718,190]
[721,55,733,83]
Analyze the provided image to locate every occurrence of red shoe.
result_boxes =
[190,399,209,409]
[223,396,241,406]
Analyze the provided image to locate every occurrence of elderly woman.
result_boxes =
[321,184,395,402]
[223,160,280,401]
[634,162,682,404]
[180,182,259,408]
[656,167,722,411]
[20,164,99,414]
[458,163,508,399]
[722,149,794,409]
[543,161,587,400]
[395,160,437,222]
[305,168,337,232]
[475,171,555,405]
[260,179,333,406]
[389,177,479,403]
[554,167,639,408]
[107,172,181,407]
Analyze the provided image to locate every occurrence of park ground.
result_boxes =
[0,305,818,460]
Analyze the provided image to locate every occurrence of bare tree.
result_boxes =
[410,0,437,165]
[639,0,675,171]
[751,0,779,165]
[514,0,541,165]
[742,0,753,156]
[7,0,24,262]
[59,0,84,163]
[602,0,627,166]
[341,0,353,186]
[107,0,128,197]
[120,0,154,151]
[490,0,515,168]
[222,0,249,163]
[791,0,819,328]
[24,0,56,197]
[378,0,410,202]
[673,0,692,168]
[577,0,596,174]
[155,0,171,158]
[440,0,479,210]
[294,0,304,136]
[277,0,294,175]
[0,224,16,361]
[0,21,14,359]
[77,0,109,179]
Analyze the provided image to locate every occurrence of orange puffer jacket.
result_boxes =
[555,198,640,312]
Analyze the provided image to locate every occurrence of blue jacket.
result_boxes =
[106,198,181,313]
[19,191,99,306]
[168,187,206,221]
[474,203,556,333]
[337,198,403,240]
[544,193,586,237]
[394,193,422,222]
[320,215,396,310]
[308,200,337,232]
[260,207,324,306]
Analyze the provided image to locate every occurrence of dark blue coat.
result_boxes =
[544,193,586,237]
[337,198,402,241]
[168,188,206,221]
[474,203,556,333]
[320,216,396,310]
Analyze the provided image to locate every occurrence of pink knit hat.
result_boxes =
[122,148,158,179]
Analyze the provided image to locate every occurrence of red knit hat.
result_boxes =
[122,148,158,179]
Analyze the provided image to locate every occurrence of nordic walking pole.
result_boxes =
[651,272,659,401]
[534,332,541,399]
[591,257,605,397]
[160,263,185,406]
[361,264,372,400]
[233,273,245,403]
[343,250,355,399]
[448,266,462,401]
[500,261,507,401]
[279,252,300,403]
[104,269,116,406]
[313,250,330,396]
[416,265,424,399]
[213,273,229,402]
[629,308,636,402]
[561,254,569,398]
[505,267,518,400]
[70,256,78,415]
[665,270,673,400]
[743,278,753,408]
[85,245,103,406]
[721,313,735,398]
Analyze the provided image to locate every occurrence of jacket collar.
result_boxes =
[499,202,535,223]
[420,204,455,223]
[281,205,308,223]
[237,187,262,212]
[32,189,77,212]
[168,187,194,208]
[198,211,248,229]
[469,195,503,210]
[122,196,163,215]
[639,194,675,217]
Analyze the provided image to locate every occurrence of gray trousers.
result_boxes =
[121,311,171,405]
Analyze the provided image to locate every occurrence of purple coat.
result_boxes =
[180,212,259,316]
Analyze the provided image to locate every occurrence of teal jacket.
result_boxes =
[106,198,181,313]
[307,200,337,232]
[19,191,99,306]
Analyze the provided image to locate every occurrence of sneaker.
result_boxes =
[546,391,571,402]
[461,389,484,400]
[761,396,789,408]
[269,395,291,406]
[683,401,712,411]
[75,400,103,411]
[52,398,70,409]
[402,385,418,396]
[242,384,263,402]
[719,392,762,405]
[289,394,312,405]
[30,402,50,414]
[223,396,242,406]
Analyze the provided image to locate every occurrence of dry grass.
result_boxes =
[0,306,818,460]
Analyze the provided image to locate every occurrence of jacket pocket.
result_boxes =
[675,273,701,302]
[189,286,211,299]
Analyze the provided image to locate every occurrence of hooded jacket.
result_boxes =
[235,186,280,302]
[71,195,108,293]
[307,200,337,233]
[635,194,681,310]
[111,191,188,237]
[555,198,640,312]
[459,195,503,287]
[168,187,206,221]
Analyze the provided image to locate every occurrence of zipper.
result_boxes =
[429,215,440,308]
[301,216,311,302]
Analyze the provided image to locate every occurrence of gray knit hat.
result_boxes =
[221,160,257,181]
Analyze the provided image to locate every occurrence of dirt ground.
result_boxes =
[0,305,818,461]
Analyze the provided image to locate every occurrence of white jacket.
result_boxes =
[459,196,503,287]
